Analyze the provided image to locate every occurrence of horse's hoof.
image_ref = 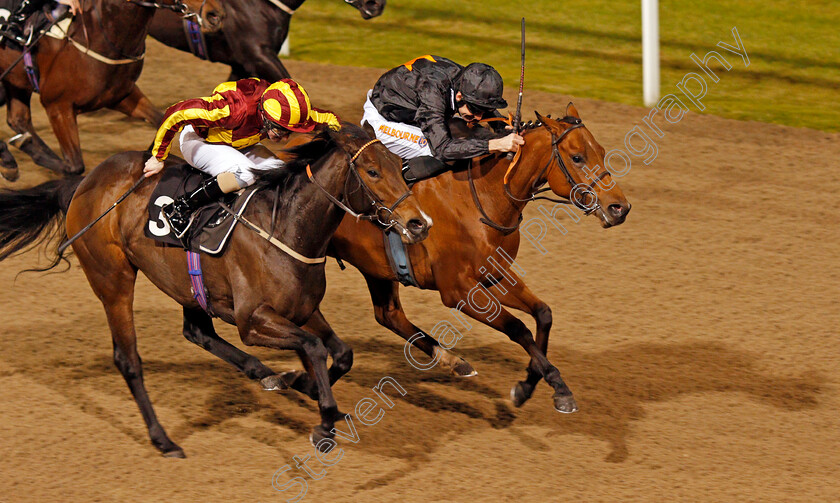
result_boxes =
[162,447,186,458]
[510,381,533,408]
[310,425,334,451]
[260,374,289,391]
[554,394,579,414]
[451,359,478,377]
[0,167,18,182]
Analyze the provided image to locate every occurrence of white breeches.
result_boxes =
[178,125,283,187]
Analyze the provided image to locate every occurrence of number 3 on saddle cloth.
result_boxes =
[145,163,260,254]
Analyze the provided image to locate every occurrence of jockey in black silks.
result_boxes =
[361,55,524,183]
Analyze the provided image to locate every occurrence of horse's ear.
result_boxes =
[566,102,581,119]
[362,120,376,139]
[535,111,549,124]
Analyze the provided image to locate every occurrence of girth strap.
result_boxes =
[187,251,215,316]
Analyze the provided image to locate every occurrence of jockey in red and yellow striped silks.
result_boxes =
[151,78,341,161]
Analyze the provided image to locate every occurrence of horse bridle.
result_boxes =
[307,139,413,231]
[127,0,190,13]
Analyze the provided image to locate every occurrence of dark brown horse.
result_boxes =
[328,106,630,413]
[0,124,430,456]
[0,0,224,180]
[148,0,385,82]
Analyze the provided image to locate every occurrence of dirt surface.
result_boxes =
[1,39,838,502]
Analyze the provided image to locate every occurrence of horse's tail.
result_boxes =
[0,176,84,271]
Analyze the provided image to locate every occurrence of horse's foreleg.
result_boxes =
[483,272,555,408]
[3,85,66,174]
[441,282,577,413]
[44,101,84,174]
[182,307,276,381]
[238,305,341,447]
[110,85,164,128]
[364,274,476,377]
[76,248,184,457]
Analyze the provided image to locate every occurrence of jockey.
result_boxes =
[362,55,524,182]
[0,0,80,45]
[143,77,341,236]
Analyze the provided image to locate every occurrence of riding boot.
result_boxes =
[401,155,449,184]
[163,176,226,238]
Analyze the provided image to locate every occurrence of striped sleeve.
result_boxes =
[151,95,232,160]
[310,108,342,131]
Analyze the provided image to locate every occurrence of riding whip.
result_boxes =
[506,17,525,161]
[57,175,147,254]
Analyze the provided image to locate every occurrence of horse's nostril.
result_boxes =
[407,218,427,234]
[608,204,623,218]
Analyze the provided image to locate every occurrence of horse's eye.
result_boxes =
[366,169,380,178]
[572,155,584,163]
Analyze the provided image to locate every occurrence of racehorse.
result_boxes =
[330,106,631,413]
[0,0,224,181]
[148,0,386,82]
[0,124,431,456]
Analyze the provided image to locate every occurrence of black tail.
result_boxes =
[0,176,84,271]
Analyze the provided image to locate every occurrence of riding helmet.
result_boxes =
[455,63,508,111]
[260,80,340,132]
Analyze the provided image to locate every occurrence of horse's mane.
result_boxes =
[254,122,373,189]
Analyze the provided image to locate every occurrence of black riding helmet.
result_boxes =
[455,63,508,112]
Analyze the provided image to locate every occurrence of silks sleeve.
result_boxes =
[151,95,232,160]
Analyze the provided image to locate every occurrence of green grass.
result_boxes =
[286,0,840,131]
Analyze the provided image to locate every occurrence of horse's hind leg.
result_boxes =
[109,85,164,128]
[182,307,277,382]
[0,140,18,182]
[364,274,476,377]
[3,84,67,174]
[77,249,183,457]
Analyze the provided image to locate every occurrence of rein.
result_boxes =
[472,117,613,234]
[306,139,413,231]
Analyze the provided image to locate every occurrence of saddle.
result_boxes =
[144,163,260,255]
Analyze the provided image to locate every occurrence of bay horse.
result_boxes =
[329,106,631,413]
[148,0,385,82]
[0,124,431,457]
[0,0,224,181]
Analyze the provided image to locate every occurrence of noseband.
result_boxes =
[306,139,413,231]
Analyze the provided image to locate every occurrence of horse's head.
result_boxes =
[168,0,226,32]
[527,105,631,228]
[344,0,386,19]
[288,122,432,244]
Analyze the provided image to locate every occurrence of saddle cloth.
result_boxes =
[144,163,260,255]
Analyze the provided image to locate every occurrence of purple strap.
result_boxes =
[23,52,39,93]
[186,251,214,316]
[185,19,208,60]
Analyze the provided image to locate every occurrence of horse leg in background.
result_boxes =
[109,84,164,127]
[225,47,291,81]
[0,140,18,181]
[238,305,341,446]
[365,274,477,377]
[278,308,355,400]
[440,279,578,414]
[3,84,68,174]
[481,270,556,408]
[43,100,84,174]
[181,307,277,382]
[75,246,185,457]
